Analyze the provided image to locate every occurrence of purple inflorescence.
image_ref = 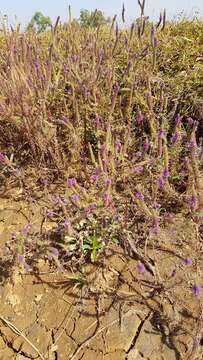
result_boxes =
[157,177,165,189]
[22,223,32,236]
[159,129,166,139]
[104,192,111,207]
[175,115,182,126]
[105,178,112,187]
[67,178,77,187]
[113,81,120,95]
[71,194,80,203]
[49,247,59,258]
[191,285,202,298]
[91,167,100,182]
[134,166,144,174]
[188,196,199,211]
[135,192,144,201]
[115,139,122,151]
[0,153,6,163]
[143,141,150,152]
[137,262,145,274]
[171,133,178,144]
[184,258,193,266]
[188,139,196,149]
[136,111,144,125]
[153,202,161,210]
[17,254,25,263]
[162,168,170,179]
[63,219,70,231]
[47,209,55,218]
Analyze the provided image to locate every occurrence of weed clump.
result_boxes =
[0,1,203,358]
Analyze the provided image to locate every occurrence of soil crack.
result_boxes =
[126,312,151,354]
[0,329,34,359]
[50,329,58,360]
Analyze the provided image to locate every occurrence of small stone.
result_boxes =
[35,294,43,303]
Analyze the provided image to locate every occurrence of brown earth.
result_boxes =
[0,197,203,360]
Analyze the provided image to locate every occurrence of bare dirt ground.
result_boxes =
[0,197,203,360]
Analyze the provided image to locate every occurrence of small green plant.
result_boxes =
[83,234,103,262]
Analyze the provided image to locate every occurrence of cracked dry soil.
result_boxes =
[0,198,203,359]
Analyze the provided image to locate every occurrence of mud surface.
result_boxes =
[0,198,203,359]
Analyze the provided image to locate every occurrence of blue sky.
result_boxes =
[0,0,202,27]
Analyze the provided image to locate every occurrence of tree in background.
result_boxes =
[27,12,52,33]
[79,9,111,27]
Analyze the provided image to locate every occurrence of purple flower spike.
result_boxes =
[192,215,203,224]
[175,115,182,126]
[91,167,101,182]
[162,169,170,179]
[105,178,112,187]
[193,120,199,130]
[189,139,196,149]
[50,247,59,258]
[191,285,202,298]
[143,141,150,152]
[71,194,80,203]
[22,223,32,236]
[157,177,165,189]
[115,139,122,151]
[184,258,193,266]
[104,192,111,208]
[187,117,194,127]
[63,219,70,230]
[136,151,142,158]
[135,192,144,201]
[62,116,69,124]
[171,133,178,144]
[40,178,48,186]
[154,38,158,48]
[47,209,55,218]
[134,166,144,174]
[113,81,120,95]
[136,111,144,125]
[17,254,25,264]
[67,178,77,187]
[153,202,161,209]
[95,114,101,128]
[188,196,199,211]
[91,174,100,182]
[137,262,145,274]
[159,129,166,139]
[0,153,6,163]
[24,262,31,272]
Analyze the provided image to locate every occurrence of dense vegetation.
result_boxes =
[0,3,203,356]
[0,2,203,356]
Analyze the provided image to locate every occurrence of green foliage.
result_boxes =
[79,9,111,27]
[27,11,52,33]
[83,234,103,262]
